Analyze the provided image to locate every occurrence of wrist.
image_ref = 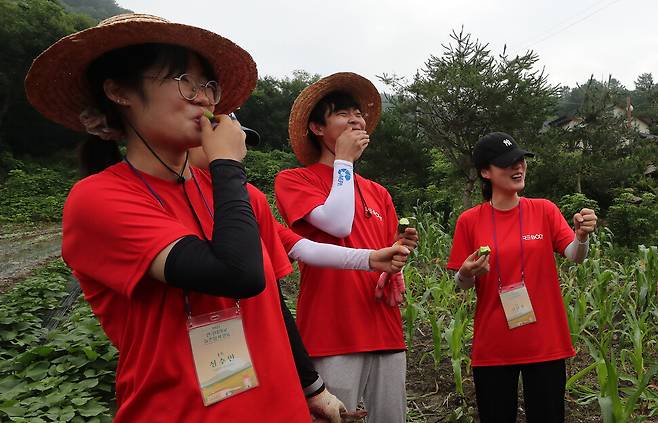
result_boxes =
[303,376,325,398]
[334,159,354,167]
[334,153,354,163]
[458,268,473,279]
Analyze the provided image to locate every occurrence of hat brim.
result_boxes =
[25,14,257,133]
[490,148,535,168]
[288,72,381,166]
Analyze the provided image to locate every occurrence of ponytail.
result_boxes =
[481,178,492,202]
[79,136,122,177]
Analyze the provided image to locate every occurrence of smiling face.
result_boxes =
[311,106,366,151]
[480,157,527,196]
[307,91,365,153]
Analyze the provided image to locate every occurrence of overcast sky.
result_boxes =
[118,0,657,92]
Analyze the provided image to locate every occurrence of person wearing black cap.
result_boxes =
[446,132,597,423]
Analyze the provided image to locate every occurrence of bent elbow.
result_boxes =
[238,268,266,298]
[326,224,352,239]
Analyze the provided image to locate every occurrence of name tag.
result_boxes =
[499,282,536,329]
[187,307,259,406]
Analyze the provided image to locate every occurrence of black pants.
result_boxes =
[472,359,566,423]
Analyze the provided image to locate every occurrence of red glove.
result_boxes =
[375,270,405,307]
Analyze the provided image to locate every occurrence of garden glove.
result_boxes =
[375,270,405,306]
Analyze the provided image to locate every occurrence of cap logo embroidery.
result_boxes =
[503,139,512,147]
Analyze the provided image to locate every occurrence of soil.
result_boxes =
[0,222,62,293]
[405,323,603,422]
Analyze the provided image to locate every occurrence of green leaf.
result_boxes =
[70,397,90,406]
[23,361,50,380]
[31,346,54,357]
[77,400,107,417]
[0,402,26,417]
[76,379,99,390]
[83,348,99,361]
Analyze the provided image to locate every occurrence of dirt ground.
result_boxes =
[405,323,605,422]
[0,222,62,293]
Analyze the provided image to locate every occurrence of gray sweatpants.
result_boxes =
[312,352,406,423]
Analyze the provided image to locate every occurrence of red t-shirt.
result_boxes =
[62,162,311,422]
[274,163,405,357]
[447,198,576,366]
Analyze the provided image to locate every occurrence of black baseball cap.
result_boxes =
[472,132,534,169]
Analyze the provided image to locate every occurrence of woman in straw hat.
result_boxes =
[447,132,597,423]
[25,14,407,422]
[274,73,419,423]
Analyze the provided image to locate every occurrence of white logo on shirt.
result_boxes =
[503,139,513,147]
[522,233,544,241]
[366,207,383,221]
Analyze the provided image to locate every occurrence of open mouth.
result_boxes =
[511,173,523,181]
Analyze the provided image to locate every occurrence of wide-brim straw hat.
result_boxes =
[289,72,381,166]
[25,14,257,133]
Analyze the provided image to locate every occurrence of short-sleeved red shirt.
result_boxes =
[274,163,405,357]
[447,198,576,366]
[62,162,311,422]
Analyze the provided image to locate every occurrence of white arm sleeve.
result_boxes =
[288,238,372,271]
[564,235,589,263]
[305,160,355,238]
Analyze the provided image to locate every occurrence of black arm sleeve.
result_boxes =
[164,159,265,298]
[277,280,323,395]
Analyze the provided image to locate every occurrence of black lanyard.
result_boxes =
[124,158,215,318]
[490,199,526,292]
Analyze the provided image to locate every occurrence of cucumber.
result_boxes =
[478,245,491,256]
[397,217,415,234]
[202,110,216,121]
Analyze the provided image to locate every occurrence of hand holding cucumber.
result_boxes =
[200,111,246,162]
[395,217,419,252]
[459,245,491,278]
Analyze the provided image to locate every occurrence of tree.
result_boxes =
[381,28,559,208]
[526,76,651,211]
[631,73,658,128]
[0,0,94,158]
[58,0,131,21]
[238,71,320,151]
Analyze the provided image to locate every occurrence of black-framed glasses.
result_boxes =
[144,73,221,105]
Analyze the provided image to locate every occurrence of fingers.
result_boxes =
[200,111,212,134]
[574,209,598,234]
[461,251,489,278]
[466,250,480,261]
[391,244,410,256]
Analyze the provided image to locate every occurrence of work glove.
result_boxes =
[375,270,405,307]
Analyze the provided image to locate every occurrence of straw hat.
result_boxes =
[25,14,257,133]
[288,72,381,166]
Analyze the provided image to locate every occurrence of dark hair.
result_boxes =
[473,161,492,201]
[306,91,361,151]
[480,176,493,201]
[80,43,215,176]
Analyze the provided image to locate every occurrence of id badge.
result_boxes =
[499,282,536,329]
[187,307,259,406]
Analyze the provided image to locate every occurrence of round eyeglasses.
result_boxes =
[144,73,221,105]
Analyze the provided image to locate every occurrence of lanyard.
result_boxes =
[490,199,526,292]
[124,158,233,318]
